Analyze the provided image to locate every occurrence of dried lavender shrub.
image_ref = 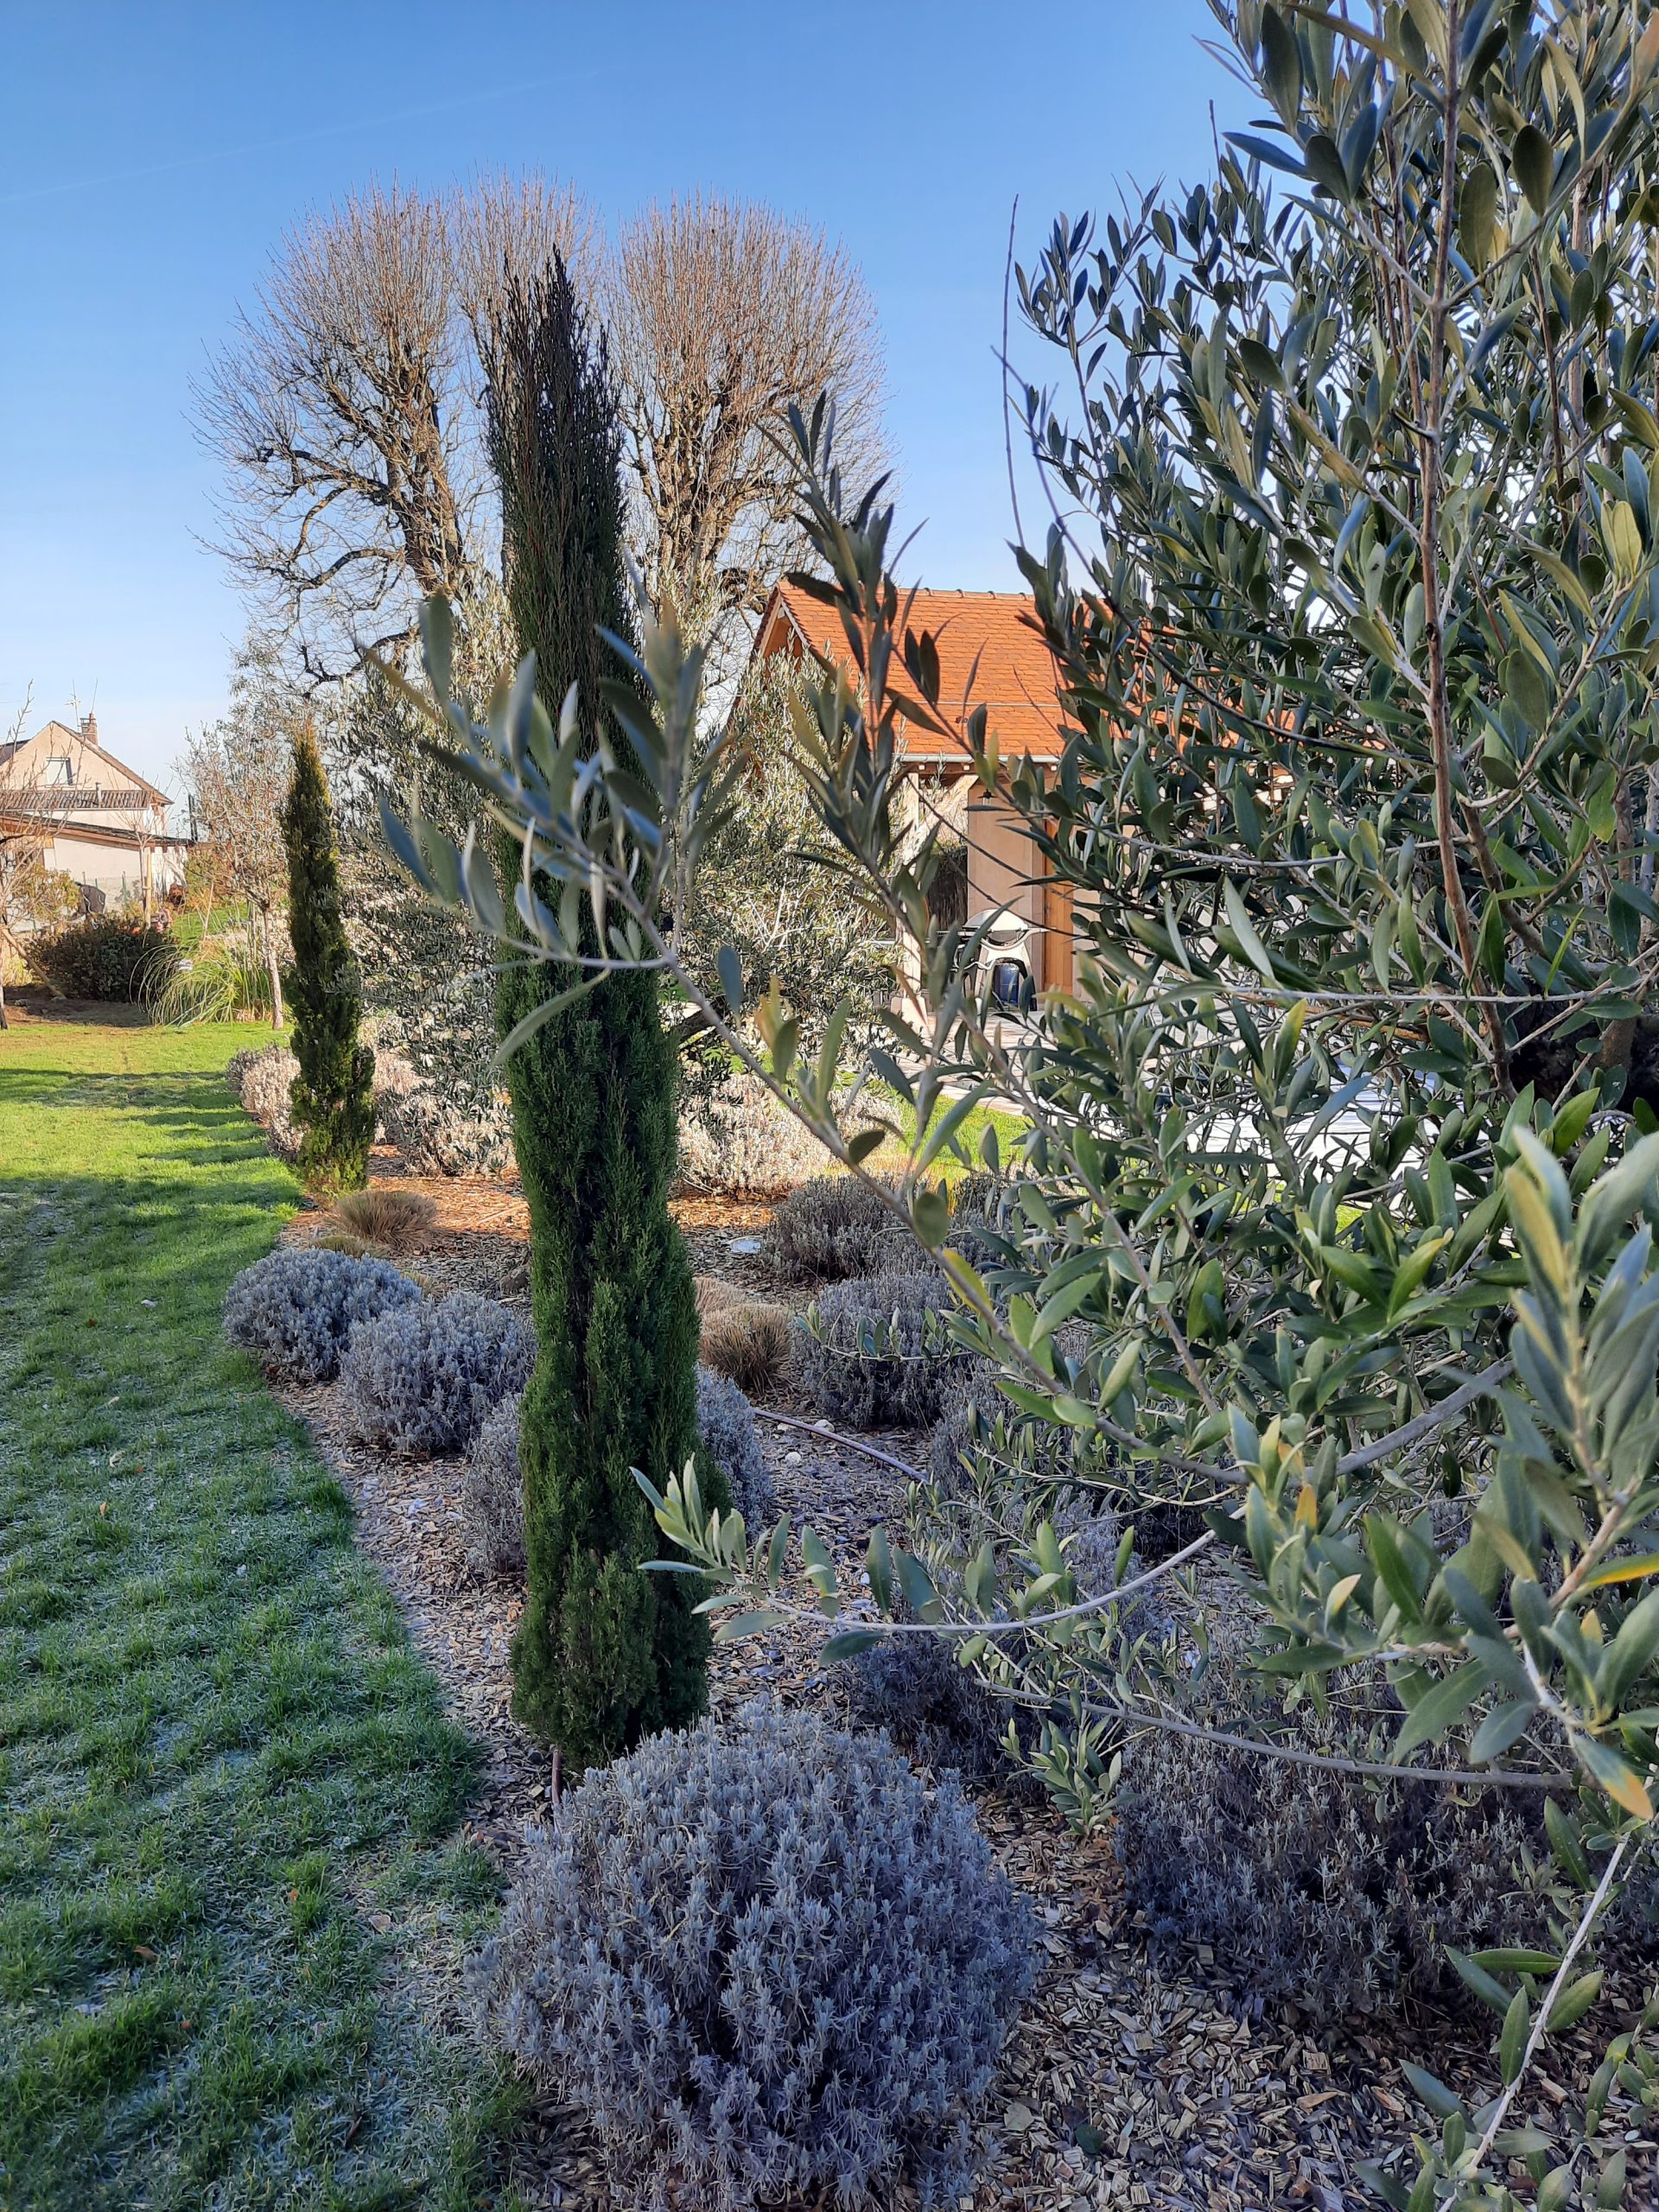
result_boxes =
[694,1365,774,1526]
[843,1624,1012,1783]
[462,1389,524,1577]
[222,1246,421,1382]
[1115,1639,1569,2022]
[763,1173,918,1281]
[340,1290,531,1455]
[468,1701,1036,2210]
[794,1268,968,1429]
[696,1300,793,1395]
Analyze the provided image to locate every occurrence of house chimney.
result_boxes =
[80,711,98,746]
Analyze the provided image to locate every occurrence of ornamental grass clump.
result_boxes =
[222,1246,420,1382]
[328,1185,436,1255]
[697,1299,793,1395]
[795,1268,966,1430]
[468,1700,1035,2210]
[340,1290,531,1456]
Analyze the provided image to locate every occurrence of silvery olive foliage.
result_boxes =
[793,1268,968,1430]
[324,594,517,1178]
[339,1289,531,1455]
[384,3,1659,2193]
[467,1700,1035,2210]
[693,1364,775,1527]
[222,1246,421,1382]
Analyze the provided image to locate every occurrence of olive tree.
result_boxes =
[385,2,1659,2197]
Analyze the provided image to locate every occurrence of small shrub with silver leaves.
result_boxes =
[223,1245,421,1382]
[467,1700,1035,2210]
[462,1389,525,1577]
[694,1364,775,1526]
[763,1172,918,1281]
[794,1268,969,1429]
[229,1044,301,1160]
[340,1291,532,1456]
[461,1365,772,1578]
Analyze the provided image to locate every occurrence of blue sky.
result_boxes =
[0,2,1245,791]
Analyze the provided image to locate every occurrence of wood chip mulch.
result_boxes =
[276,1178,1659,2211]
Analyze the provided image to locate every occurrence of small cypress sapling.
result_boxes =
[480,259,711,1766]
[281,721,375,1192]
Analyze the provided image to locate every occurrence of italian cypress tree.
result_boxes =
[480,261,709,1765]
[281,721,376,1192]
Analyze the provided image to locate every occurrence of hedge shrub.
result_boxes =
[28,915,179,1003]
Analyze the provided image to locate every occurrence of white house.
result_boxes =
[0,714,189,911]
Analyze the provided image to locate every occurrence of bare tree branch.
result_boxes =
[606,195,887,687]
[195,176,589,687]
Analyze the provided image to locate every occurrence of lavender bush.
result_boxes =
[794,1268,967,1430]
[762,1172,917,1281]
[461,1368,772,1579]
[340,1290,531,1455]
[461,1388,524,1577]
[694,1364,774,1526]
[677,1069,831,1197]
[222,1245,420,1382]
[468,1701,1035,2209]
[228,1044,301,1161]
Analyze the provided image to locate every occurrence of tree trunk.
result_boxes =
[260,902,284,1027]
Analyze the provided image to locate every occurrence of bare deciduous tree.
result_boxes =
[182,641,298,1025]
[607,195,886,681]
[450,171,594,353]
[195,175,588,685]
[200,180,883,698]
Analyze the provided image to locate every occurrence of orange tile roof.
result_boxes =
[755,582,1069,764]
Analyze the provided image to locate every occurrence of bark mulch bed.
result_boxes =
[276,1175,1656,2212]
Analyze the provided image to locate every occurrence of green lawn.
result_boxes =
[0,1019,512,2210]
[863,1083,1028,1185]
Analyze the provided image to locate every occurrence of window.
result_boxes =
[43,756,75,785]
